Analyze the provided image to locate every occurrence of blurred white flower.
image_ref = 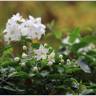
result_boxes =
[66,59,71,65]
[62,36,80,45]
[3,13,46,43]
[75,38,80,43]
[22,52,28,58]
[23,45,27,50]
[61,59,64,63]
[33,66,38,72]
[44,43,48,47]
[20,16,46,40]
[62,36,69,45]
[47,51,55,66]
[34,44,48,60]
[20,62,26,67]
[3,13,25,43]
[11,13,25,22]
[59,63,62,65]
[59,54,63,59]
[3,21,21,43]
[14,57,20,62]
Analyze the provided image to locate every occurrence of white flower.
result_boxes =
[75,38,80,43]
[44,43,48,47]
[4,21,21,43]
[20,62,26,67]
[33,66,38,72]
[14,57,20,62]
[22,53,28,58]
[34,44,48,60]
[20,16,46,40]
[11,13,25,22]
[66,59,71,65]
[3,13,46,43]
[47,61,53,66]
[62,36,69,45]
[47,51,55,66]
[59,54,63,59]
[63,48,70,55]
[59,63,62,65]
[3,13,25,43]
[23,45,27,50]
[62,36,80,45]
[61,59,64,63]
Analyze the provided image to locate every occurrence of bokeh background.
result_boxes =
[0,1,96,48]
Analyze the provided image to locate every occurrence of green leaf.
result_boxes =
[69,27,80,43]
[81,89,94,95]
[12,71,28,79]
[78,60,91,73]
[53,31,63,39]
[81,35,96,44]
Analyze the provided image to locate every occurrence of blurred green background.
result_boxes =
[0,1,96,48]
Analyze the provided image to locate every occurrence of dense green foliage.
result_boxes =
[0,27,96,95]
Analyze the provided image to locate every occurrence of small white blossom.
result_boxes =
[59,63,62,65]
[14,57,20,62]
[3,13,25,43]
[61,59,64,63]
[44,43,48,47]
[62,36,69,45]
[11,13,25,22]
[47,51,55,66]
[34,44,48,60]
[66,59,71,65]
[23,45,27,50]
[47,61,53,66]
[20,16,46,40]
[75,38,80,43]
[20,62,26,67]
[62,36,80,45]
[22,53,28,58]
[63,49,70,55]
[33,66,38,72]
[59,54,63,59]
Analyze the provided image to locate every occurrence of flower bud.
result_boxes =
[61,59,64,63]
[23,45,27,50]
[22,53,27,58]
[66,59,71,65]
[59,54,63,59]
[20,62,26,67]
[44,43,48,47]
[47,61,53,66]
[59,63,62,65]
[14,57,20,62]
[33,66,38,72]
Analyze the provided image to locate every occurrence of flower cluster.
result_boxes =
[14,44,56,67]
[34,44,55,65]
[3,13,46,43]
